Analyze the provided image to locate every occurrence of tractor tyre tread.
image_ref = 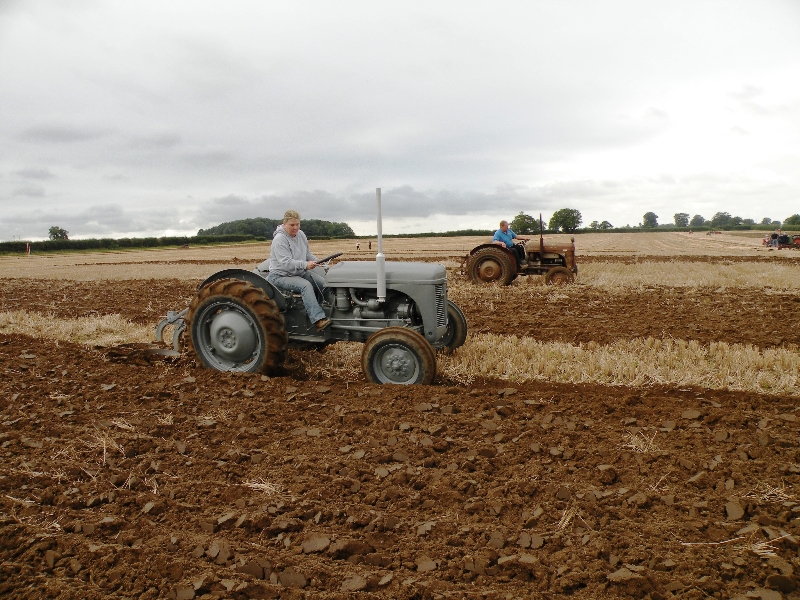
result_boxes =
[466,247,517,285]
[439,300,468,353]
[186,278,288,374]
[361,326,436,385]
[544,266,575,286]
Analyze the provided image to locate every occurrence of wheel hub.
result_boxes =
[375,346,419,384]
[385,354,410,376]
[208,309,257,363]
[219,328,236,349]
[478,259,500,281]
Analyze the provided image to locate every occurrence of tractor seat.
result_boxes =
[254,267,305,301]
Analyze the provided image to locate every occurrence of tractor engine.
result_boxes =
[320,261,447,345]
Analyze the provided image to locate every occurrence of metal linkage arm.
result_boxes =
[155,308,188,353]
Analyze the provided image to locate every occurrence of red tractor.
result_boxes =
[763,234,800,249]
[463,218,578,286]
[780,234,800,249]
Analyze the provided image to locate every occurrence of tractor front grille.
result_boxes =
[435,284,446,328]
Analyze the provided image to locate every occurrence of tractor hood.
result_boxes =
[325,261,446,286]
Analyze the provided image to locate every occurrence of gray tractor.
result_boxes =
[156,191,467,385]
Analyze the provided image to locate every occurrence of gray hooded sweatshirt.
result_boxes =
[259,225,317,277]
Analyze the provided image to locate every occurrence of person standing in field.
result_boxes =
[771,229,780,248]
[357,242,360,251]
[261,210,331,331]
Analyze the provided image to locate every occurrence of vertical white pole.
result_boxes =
[376,187,386,302]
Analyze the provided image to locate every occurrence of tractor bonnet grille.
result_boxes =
[435,284,446,328]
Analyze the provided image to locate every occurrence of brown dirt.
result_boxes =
[2,272,800,599]
[460,286,800,349]
[4,277,800,349]
[577,255,800,265]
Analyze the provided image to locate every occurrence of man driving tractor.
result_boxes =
[492,219,528,268]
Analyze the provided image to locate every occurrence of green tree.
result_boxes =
[690,214,706,227]
[742,218,755,226]
[198,217,355,238]
[710,212,732,228]
[783,214,800,226]
[673,213,689,227]
[760,217,773,225]
[48,226,69,240]
[510,212,544,234]
[591,220,614,229]
[642,212,658,228]
[549,208,582,233]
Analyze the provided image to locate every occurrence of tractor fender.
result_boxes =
[197,268,286,310]
[468,243,517,261]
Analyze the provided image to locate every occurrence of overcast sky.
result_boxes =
[1,1,799,240]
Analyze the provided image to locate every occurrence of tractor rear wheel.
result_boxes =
[187,278,287,374]
[362,327,436,385]
[544,266,575,285]
[439,300,467,352]
[466,247,516,285]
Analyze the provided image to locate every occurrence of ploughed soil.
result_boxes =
[2,273,800,599]
[3,276,800,349]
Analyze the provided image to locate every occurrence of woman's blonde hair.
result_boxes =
[283,209,301,223]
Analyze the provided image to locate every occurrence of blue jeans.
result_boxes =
[268,271,328,323]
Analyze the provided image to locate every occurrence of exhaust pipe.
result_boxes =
[539,213,545,256]
[376,188,386,303]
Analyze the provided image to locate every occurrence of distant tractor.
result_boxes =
[762,234,800,249]
[464,217,578,286]
[779,234,800,249]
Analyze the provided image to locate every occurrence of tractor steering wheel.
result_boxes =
[316,252,343,272]
[317,252,343,264]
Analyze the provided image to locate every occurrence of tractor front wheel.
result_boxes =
[187,278,287,374]
[544,266,575,286]
[362,327,436,385]
[466,247,517,285]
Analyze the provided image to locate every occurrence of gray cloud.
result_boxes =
[1,202,188,240]
[18,125,109,143]
[127,133,182,149]
[0,1,798,240]
[189,176,795,236]
[13,185,45,197]
[727,84,763,100]
[740,100,795,117]
[1,173,796,241]
[14,167,55,179]
[179,147,234,168]
[198,185,557,227]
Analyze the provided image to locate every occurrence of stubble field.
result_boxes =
[1,231,800,600]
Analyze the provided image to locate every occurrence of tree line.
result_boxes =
[642,211,799,229]
[29,208,800,251]
[508,209,800,233]
[1,234,264,254]
[198,217,355,238]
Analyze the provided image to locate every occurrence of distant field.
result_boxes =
[2,230,799,394]
[0,231,794,282]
